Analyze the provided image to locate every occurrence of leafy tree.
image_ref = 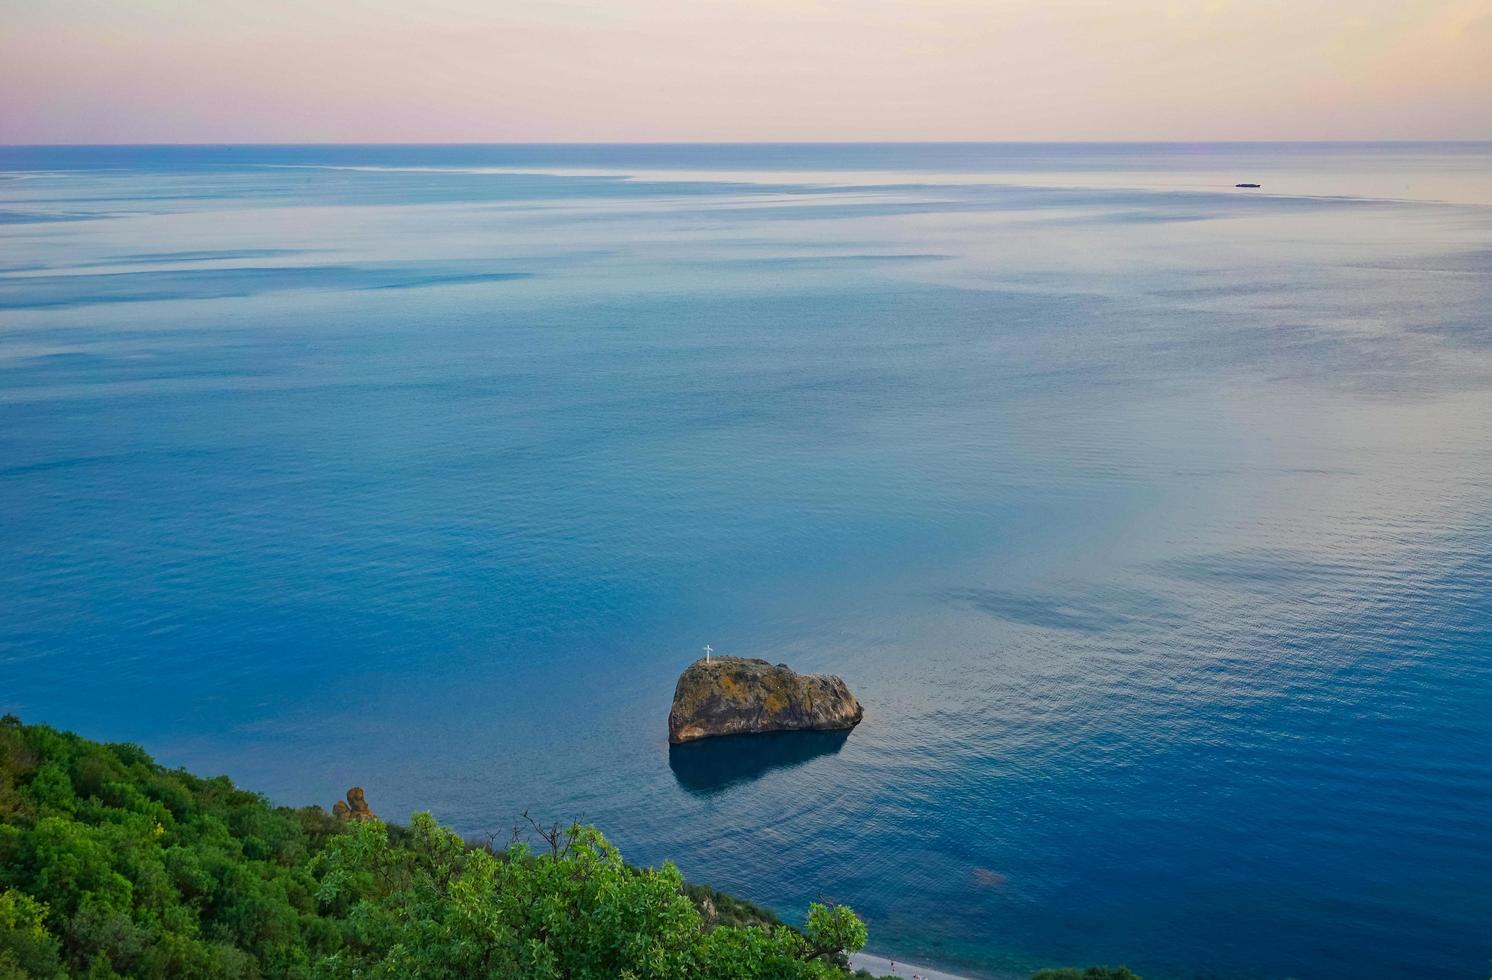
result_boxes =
[0,888,65,979]
[804,902,868,963]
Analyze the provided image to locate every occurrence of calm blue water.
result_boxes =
[3,143,1491,979]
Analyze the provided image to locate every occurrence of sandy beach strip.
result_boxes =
[849,950,980,980]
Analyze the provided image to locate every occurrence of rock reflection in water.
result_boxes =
[667,730,851,794]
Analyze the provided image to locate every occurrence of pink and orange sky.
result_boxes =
[2,0,1490,144]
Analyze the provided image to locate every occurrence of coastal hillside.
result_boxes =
[0,716,866,979]
[0,716,1135,980]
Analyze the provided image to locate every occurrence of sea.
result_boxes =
[2,143,1490,979]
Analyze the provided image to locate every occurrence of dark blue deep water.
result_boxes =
[3,143,1491,979]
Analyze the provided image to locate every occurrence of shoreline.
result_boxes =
[850,950,981,980]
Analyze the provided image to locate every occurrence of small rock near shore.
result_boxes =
[332,786,378,822]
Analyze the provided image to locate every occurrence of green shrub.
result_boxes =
[1033,967,1142,980]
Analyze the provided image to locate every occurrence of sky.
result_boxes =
[2,0,1490,143]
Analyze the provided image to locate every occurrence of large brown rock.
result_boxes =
[332,787,378,822]
[667,656,863,744]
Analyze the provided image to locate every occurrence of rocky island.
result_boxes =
[668,656,864,743]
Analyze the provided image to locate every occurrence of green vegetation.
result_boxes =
[681,882,783,931]
[0,716,864,979]
[0,714,1143,980]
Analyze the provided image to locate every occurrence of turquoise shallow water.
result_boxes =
[2,143,1491,979]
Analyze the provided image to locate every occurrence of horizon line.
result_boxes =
[5,138,1492,149]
